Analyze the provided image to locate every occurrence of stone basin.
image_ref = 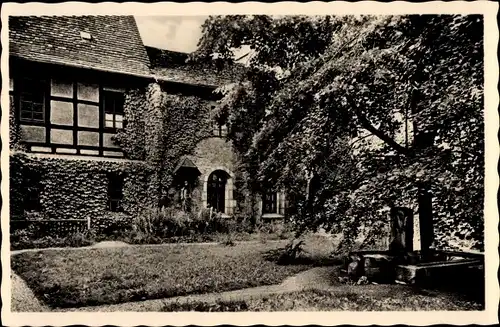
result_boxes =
[346,249,484,285]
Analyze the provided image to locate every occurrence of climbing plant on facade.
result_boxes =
[115,83,215,207]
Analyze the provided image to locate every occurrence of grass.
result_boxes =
[161,287,484,312]
[11,241,314,308]
[10,226,294,251]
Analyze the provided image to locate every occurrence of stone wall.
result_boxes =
[186,137,239,215]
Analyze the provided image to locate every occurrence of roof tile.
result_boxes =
[9,16,151,76]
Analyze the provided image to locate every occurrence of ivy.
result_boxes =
[9,152,154,221]
[115,83,215,205]
[196,15,485,251]
[9,95,27,151]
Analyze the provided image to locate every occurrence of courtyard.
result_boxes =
[5,7,493,321]
[10,233,484,312]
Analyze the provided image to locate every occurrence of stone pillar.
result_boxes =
[389,207,414,253]
[418,183,434,252]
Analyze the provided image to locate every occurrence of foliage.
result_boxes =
[10,228,95,250]
[12,242,309,308]
[130,206,236,239]
[9,152,154,220]
[161,288,484,311]
[195,15,484,250]
[163,299,249,312]
[9,94,27,151]
[262,239,313,265]
[112,89,148,160]
[114,83,214,206]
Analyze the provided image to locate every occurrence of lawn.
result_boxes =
[11,241,314,308]
[161,286,484,312]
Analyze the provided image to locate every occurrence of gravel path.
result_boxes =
[10,240,285,255]
[53,267,338,312]
[10,273,49,312]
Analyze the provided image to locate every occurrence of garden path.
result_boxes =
[10,273,50,312]
[53,267,339,312]
[10,239,285,255]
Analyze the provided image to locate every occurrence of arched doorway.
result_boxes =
[207,170,228,213]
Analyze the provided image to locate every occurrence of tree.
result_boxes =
[193,15,484,251]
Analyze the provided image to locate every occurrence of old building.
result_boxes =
[8,15,286,226]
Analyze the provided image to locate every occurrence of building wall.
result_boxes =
[9,152,154,222]
[10,62,287,224]
[186,137,238,215]
[9,60,145,158]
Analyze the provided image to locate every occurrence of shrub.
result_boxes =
[130,207,236,239]
[132,207,190,238]
[93,212,132,236]
[258,221,293,240]
[263,239,311,265]
[197,208,227,234]
[10,228,95,250]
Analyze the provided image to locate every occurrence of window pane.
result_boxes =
[77,83,99,102]
[105,120,114,128]
[20,101,33,112]
[78,103,99,128]
[33,112,44,121]
[22,91,44,103]
[115,97,125,114]
[107,173,124,212]
[20,110,32,120]
[32,104,44,113]
[50,101,73,125]
[19,79,46,122]
[115,121,123,129]
[263,192,278,214]
[115,114,123,122]
[105,113,113,121]
[104,97,114,113]
[51,79,73,98]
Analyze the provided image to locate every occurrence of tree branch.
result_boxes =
[346,94,411,156]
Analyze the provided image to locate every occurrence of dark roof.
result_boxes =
[173,157,200,175]
[146,46,245,87]
[9,16,151,77]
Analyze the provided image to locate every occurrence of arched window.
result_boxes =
[207,170,228,213]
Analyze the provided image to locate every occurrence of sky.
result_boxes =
[134,16,208,53]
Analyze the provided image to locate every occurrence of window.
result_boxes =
[24,172,42,212]
[19,78,46,123]
[211,103,228,137]
[104,91,124,129]
[262,192,278,214]
[213,123,228,137]
[207,170,227,213]
[108,173,124,212]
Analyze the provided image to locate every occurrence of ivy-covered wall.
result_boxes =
[10,81,248,223]
[10,152,154,221]
[9,94,27,152]
[115,82,243,213]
